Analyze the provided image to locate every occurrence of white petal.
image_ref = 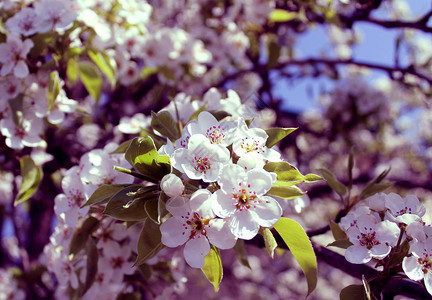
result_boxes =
[212,190,235,218]
[165,196,190,217]
[424,272,432,296]
[14,61,29,78]
[218,164,246,192]
[345,245,372,264]
[246,169,273,195]
[370,243,391,259]
[207,218,237,249]
[183,236,210,268]
[228,209,259,240]
[402,256,424,281]
[189,189,214,219]
[253,196,282,227]
[160,217,189,247]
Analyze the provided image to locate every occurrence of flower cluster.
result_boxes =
[337,192,432,295]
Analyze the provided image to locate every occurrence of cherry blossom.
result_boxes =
[345,214,400,264]
[385,193,426,225]
[0,34,33,78]
[212,164,282,239]
[160,189,237,268]
[186,111,238,146]
[172,134,230,182]
[5,7,41,36]
[403,238,432,295]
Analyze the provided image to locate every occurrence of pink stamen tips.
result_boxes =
[248,184,251,188]
[254,205,256,208]
[239,183,241,186]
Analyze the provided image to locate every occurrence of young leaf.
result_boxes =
[329,220,347,240]
[15,156,43,205]
[8,94,24,128]
[151,111,181,142]
[233,240,251,269]
[260,228,277,258]
[201,246,223,292]
[125,136,171,181]
[88,49,116,88]
[318,168,347,197]
[69,216,100,257]
[78,61,102,102]
[264,161,305,183]
[269,9,298,22]
[82,184,132,207]
[144,198,159,224]
[48,70,60,112]
[265,128,297,148]
[340,284,367,300]
[104,185,150,221]
[67,57,78,85]
[327,239,353,249]
[267,185,305,199]
[134,219,165,266]
[80,238,98,296]
[274,217,317,296]
[304,173,323,182]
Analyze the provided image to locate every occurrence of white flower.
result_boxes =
[34,0,77,33]
[160,189,237,268]
[117,113,150,134]
[0,34,33,78]
[54,166,89,227]
[345,214,400,264]
[186,111,237,146]
[385,193,425,224]
[403,238,432,295]
[160,174,184,198]
[0,116,43,149]
[5,7,41,36]
[212,164,282,239]
[172,134,230,182]
[339,205,373,231]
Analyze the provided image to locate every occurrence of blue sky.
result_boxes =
[278,0,431,112]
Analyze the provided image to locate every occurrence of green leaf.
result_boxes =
[116,293,141,300]
[141,67,158,80]
[304,173,323,182]
[274,218,317,296]
[265,128,297,148]
[15,156,43,206]
[150,111,181,142]
[80,238,98,296]
[48,71,60,112]
[267,185,305,199]
[260,228,277,258]
[69,216,100,257]
[267,38,281,68]
[264,162,305,184]
[88,49,116,88]
[8,94,24,128]
[158,192,169,223]
[78,61,102,102]
[318,168,347,197]
[388,240,410,268]
[134,219,165,266]
[340,284,367,300]
[109,140,133,154]
[329,220,347,240]
[144,198,159,224]
[82,184,132,207]
[104,185,149,221]
[233,240,251,269]
[269,9,298,22]
[125,136,171,181]
[67,57,79,85]
[327,239,353,249]
[359,182,392,200]
[201,246,223,292]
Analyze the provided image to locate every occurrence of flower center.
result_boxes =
[357,230,379,249]
[206,126,225,144]
[418,255,432,274]
[193,156,211,173]
[183,212,210,239]
[230,183,259,211]
[395,206,412,216]
[240,137,263,153]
